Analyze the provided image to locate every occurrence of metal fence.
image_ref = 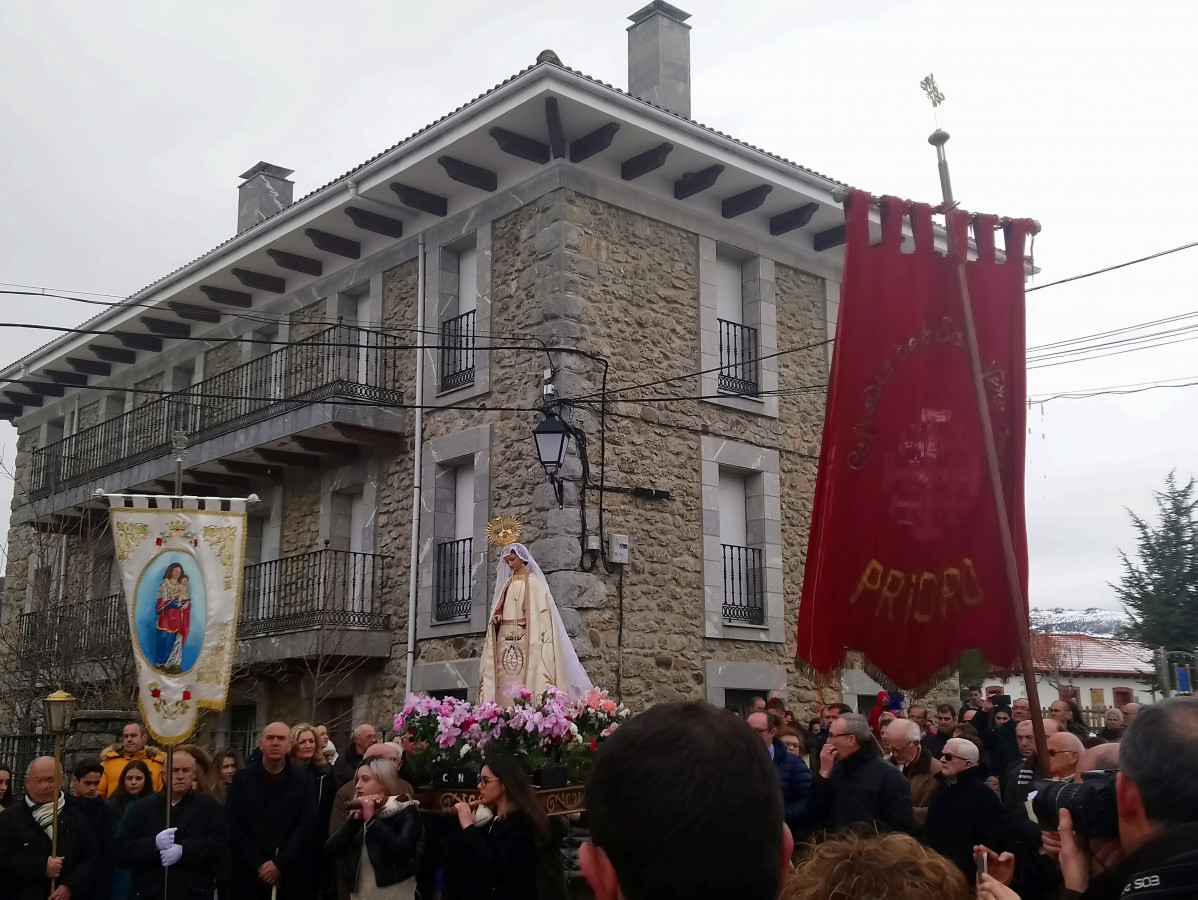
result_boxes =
[721,543,765,626]
[239,548,390,636]
[29,325,405,497]
[0,734,50,797]
[717,318,759,396]
[440,310,476,392]
[435,537,473,622]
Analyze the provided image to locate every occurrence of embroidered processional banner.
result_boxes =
[796,192,1036,689]
[107,496,248,745]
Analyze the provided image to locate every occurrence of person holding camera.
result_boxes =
[979,697,1198,900]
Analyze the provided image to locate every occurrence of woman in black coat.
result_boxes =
[441,756,547,900]
[326,758,423,899]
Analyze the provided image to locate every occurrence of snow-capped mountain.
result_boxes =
[1030,606,1128,637]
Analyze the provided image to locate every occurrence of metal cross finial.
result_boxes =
[920,74,945,108]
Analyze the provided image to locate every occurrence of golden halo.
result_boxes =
[486,515,523,547]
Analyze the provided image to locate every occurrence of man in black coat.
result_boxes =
[331,723,376,786]
[67,759,113,900]
[113,748,229,900]
[925,737,1007,881]
[747,711,811,839]
[226,721,317,900]
[809,713,914,834]
[0,756,98,900]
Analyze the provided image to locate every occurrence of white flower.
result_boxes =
[459,743,471,758]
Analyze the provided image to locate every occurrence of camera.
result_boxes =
[1030,771,1119,839]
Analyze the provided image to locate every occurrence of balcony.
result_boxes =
[28,325,405,499]
[439,310,476,393]
[18,592,130,660]
[434,537,473,622]
[717,319,760,397]
[721,544,765,626]
[238,548,391,663]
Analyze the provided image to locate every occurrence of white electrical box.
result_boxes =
[609,534,630,564]
[584,533,602,552]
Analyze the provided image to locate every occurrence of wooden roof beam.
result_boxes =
[168,302,222,324]
[140,316,191,338]
[721,185,773,219]
[489,127,550,164]
[674,164,725,200]
[90,345,136,365]
[813,225,847,252]
[570,123,620,163]
[390,183,448,217]
[769,203,819,236]
[67,358,111,377]
[113,331,164,352]
[545,97,566,159]
[199,286,253,308]
[305,228,361,260]
[345,206,404,238]
[621,143,673,181]
[231,268,287,293]
[266,249,323,276]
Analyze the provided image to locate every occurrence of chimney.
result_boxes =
[627,2,691,118]
[237,162,295,233]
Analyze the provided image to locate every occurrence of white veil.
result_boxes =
[494,543,593,700]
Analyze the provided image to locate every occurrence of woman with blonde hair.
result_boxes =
[291,722,337,893]
[326,758,422,899]
[783,832,972,900]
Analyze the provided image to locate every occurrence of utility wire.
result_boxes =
[1026,240,1198,293]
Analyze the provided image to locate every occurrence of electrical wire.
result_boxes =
[1025,240,1198,293]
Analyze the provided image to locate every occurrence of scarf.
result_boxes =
[26,792,65,838]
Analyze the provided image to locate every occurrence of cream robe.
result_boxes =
[478,571,573,705]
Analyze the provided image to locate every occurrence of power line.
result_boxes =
[1028,376,1198,403]
[1026,240,1198,293]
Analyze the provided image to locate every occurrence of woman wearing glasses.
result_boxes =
[442,756,548,900]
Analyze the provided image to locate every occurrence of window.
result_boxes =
[440,238,478,393]
[435,463,474,622]
[698,239,778,415]
[230,705,257,761]
[986,685,1005,699]
[719,470,763,626]
[1113,687,1134,707]
[701,437,782,642]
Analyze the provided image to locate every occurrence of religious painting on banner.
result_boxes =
[796,191,1036,689]
[107,495,248,744]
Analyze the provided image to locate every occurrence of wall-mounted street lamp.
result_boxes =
[532,412,571,507]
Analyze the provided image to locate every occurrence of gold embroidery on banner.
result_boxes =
[193,622,233,687]
[203,526,239,589]
[114,522,148,563]
[148,682,192,721]
[158,519,199,545]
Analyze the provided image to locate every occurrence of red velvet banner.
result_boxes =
[796,191,1035,689]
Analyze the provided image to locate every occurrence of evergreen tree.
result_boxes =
[1114,472,1198,652]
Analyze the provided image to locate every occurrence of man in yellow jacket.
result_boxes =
[98,722,166,798]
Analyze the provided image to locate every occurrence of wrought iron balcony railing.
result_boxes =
[17,592,130,660]
[717,318,760,397]
[434,537,473,622]
[439,310,476,392]
[721,543,765,626]
[28,325,405,497]
[239,548,390,637]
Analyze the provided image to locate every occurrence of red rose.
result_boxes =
[182,690,192,701]
[151,689,162,699]
[588,739,597,753]
[156,538,163,546]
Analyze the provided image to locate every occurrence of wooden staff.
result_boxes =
[921,74,1050,775]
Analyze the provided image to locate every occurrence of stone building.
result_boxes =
[0,3,919,751]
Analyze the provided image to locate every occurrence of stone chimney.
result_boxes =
[237,162,295,233]
[627,2,691,118]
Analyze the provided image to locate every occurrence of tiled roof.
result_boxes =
[1029,633,1154,676]
[10,56,845,376]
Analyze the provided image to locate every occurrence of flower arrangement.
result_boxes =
[393,684,631,785]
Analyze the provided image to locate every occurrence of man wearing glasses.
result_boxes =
[747,711,811,840]
[808,713,914,834]
[925,737,1008,881]
[886,718,942,833]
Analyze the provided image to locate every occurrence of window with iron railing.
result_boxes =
[721,544,765,626]
[440,310,476,393]
[28,325,404,497]
[717,319,759,396]
[18,593,129,660]
[435,537,473,622]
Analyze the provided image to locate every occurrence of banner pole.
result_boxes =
[920,75,1049,774]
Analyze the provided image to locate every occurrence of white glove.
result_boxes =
[159,844,183,867]
[154,828,177,851]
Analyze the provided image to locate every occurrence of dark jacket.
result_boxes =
[331,747,365,788]
[925,767,1008,882]
[0,798,99,900]
[808,742,915,835]
[440,813,539,900]
[921,729,950,760]
[1063,821,1198,900]
[984,721,1022,791]
[1002,757,1060,900]
[112,789,229,900]
[769,738,812,838]
[67,794,114,900]
[325,797,422,891]
[224,760,317,899]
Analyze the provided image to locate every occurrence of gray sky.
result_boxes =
[1,0,1195,613]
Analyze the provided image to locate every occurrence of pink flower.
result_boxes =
[586,689,603,711]
[602,700,618,714]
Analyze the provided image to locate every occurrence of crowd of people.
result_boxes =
[0,691,1194,900]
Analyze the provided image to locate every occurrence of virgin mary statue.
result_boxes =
[479,518,592,706]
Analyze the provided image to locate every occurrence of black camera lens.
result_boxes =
[1030,772,1119,839]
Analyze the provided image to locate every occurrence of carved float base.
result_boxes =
[416,784,586,815]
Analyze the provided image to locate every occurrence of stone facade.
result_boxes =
[204,341,242,380]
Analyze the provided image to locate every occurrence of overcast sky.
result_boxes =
[1,0,1195,614]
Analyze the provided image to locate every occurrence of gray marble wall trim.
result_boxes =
[412,659,481,703]
[704,660,786,707]
[425,222,493,404]
[700,435,783,643]
[417,424,492,640]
